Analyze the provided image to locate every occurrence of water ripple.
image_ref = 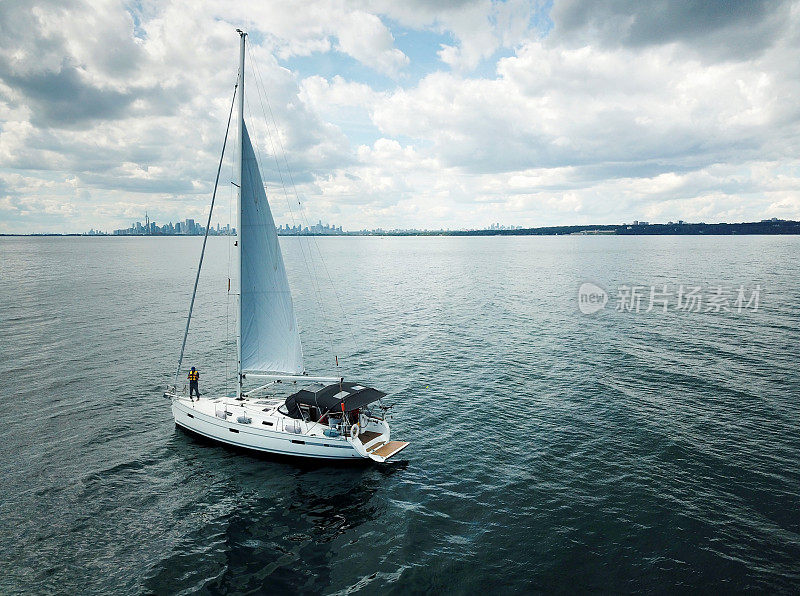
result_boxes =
[0,236,799,594]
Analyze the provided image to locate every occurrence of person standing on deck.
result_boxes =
[188,367,200,401]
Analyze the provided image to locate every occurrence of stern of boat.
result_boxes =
[350,415,409,462]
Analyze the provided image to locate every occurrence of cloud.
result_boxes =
[1,0,800,233]
[299,75,383,111]
[220,1,409,76]
[323,2,800,228]
[371,37,800,177]
[335,10,409,77]
[2,59,142,128]
[372,0,546,72]
[550,0,794,59]
[0,0,362,232]
[0,0,166,129]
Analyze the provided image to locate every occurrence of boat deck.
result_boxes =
[368,441,409,459]
[359,430,382,444]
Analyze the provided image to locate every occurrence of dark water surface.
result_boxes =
[1,235,799,594]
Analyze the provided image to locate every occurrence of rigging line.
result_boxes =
[246,48,320,268]
[248,47,359,358]
[245,50,358,358]
[295,191,360,357]
[174,80,238,388]
[243,90,328,361]
[288,188,359,358]
[244,46,327,336]
[246,47,344,368]
[245,48,334,366]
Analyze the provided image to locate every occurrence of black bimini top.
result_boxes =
[284,382,386,419]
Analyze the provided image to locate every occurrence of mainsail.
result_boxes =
[240,122,304,374]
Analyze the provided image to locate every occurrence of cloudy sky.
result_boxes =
[1,0,799,233]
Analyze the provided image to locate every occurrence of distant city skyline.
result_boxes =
[68,216,795,238]
[105,215,235,236]
[88,215,525,236]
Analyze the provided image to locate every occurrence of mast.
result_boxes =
[236,29,246,400]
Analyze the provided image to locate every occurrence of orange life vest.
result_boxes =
[188,370,199,381]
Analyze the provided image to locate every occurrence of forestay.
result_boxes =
[240,123,304,374]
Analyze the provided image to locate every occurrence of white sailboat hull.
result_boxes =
[171,398,367,460]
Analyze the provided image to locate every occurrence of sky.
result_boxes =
[1,0,799,233]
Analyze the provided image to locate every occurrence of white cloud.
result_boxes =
[1,0,800,233]
[372,39,800,174]
[375,0,539,72]
[335,10,408,77]
[302,74,384,106]
[0,0,367,232]
[217,1,409,76]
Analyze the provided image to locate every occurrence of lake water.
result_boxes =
[1,235,799,594]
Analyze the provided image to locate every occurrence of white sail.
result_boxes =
[240,122,304,374]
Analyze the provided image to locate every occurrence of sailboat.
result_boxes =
[164,30,408,463]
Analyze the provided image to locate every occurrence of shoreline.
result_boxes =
[4,220,800,237]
